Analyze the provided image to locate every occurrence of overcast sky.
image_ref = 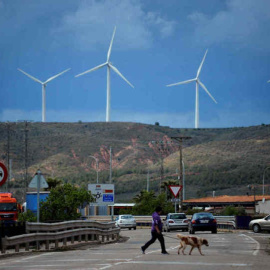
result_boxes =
[0,0,269,128]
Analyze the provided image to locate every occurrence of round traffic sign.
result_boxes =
[0,162,8,187]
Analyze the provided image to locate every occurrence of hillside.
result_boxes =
[0,122,270,203]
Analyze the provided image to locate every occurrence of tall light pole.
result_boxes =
[182,160,185,201]
[263,167,270,195]
[89,156,99,184]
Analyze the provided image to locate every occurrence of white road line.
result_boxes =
[122,261,251,267]
[240,234,260,256]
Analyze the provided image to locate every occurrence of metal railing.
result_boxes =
[1,220,120,254]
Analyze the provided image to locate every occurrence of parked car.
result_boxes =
[115,214,136,230]
[189,212,217,234]
[249,215,270,233]
[163,213,189,232]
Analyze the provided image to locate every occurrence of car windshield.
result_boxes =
[195,213,213,219]
[121,215,133,219]
[0,203,17,211]
[171,214,186,219]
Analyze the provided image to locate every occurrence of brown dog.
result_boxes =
[177,234,209,255]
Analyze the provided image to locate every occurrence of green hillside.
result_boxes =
[0,122,270,203]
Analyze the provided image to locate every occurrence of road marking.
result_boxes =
[240,234,260,256]
[122,261,251,267]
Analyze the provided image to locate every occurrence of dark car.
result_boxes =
[189,212,217,234]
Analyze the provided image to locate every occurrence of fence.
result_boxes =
[1,220,120,254]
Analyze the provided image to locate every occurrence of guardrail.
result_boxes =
[1,220,120,254]
[89,215,236,229]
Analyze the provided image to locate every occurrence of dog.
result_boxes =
[177,234,209,256]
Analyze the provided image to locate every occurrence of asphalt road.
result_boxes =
[0,229,269,270]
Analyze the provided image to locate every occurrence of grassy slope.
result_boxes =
[0,122,269,202]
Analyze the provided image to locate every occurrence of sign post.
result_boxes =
[29,169,48,222]
[169,185,183,212]
[0,162,8,187]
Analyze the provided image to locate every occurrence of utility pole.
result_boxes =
[110,147,112,183]
[151,140,173,194]
[171,136,191,211]
[5,122,11,192]
[23,121,29,200]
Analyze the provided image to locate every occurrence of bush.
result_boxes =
[18,210,37,222]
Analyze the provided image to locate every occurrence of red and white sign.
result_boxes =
[0,162,8,187]
[169,185,182,198]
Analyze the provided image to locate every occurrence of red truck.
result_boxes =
[0,193,21,221]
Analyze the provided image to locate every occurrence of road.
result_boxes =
[0,229,269,270]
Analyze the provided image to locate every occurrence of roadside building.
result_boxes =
[183,195,270,215]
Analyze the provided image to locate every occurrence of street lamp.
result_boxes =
[263,167,270,195]
[89,156,99,184]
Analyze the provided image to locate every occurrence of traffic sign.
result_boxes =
[88,184,114,205]
[0,162,8,187]
[29,171,48,188]
[169,185,183,198]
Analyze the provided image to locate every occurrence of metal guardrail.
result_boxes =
[89,215,236,229]
[1,220,120,254]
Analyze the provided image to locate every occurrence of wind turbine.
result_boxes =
[75,27,134,122]
[166,50,217,129]
[18,68,70,122]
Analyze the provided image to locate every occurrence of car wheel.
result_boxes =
[212,229,217,234]
[134,227,137,230]
[129,228,131,230]
[167,228,170,232]
[252,224,261,233]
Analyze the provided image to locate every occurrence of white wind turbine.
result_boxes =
[75,27,134,122]
[166,50,217,129]
[18,68,70,122]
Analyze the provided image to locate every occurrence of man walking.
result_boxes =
[141,206,169,255]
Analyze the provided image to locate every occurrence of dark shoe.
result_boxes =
[161,251,169,255]
[141,247,145,254]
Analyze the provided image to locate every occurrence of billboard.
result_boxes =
[88,184,114,205]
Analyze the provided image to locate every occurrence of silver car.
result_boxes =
[249,215,270,233]
[115,214,136,230]
[163,213,189,232]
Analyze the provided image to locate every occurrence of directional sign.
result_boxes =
[29,172,48,188]
[169,185,183,198]
[88,184,114,205]
[0,162,8,187]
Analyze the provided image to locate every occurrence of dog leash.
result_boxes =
[162,234,179,240]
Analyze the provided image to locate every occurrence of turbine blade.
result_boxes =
[198,80,217,104]
[45,68,71,84]
[107,26,116,62]
[166,78,196,87]
[109,64,134,88]
[18,68,43,84]
[75,63,107,77]
[196,49,208,78]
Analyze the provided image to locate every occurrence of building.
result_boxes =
[183,195,270,215]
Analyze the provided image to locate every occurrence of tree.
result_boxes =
[44,177,62,191]
[40,183,94,222]
[132,190,174,215]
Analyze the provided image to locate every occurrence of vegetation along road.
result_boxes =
[0,229,269,270]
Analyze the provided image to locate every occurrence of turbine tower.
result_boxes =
[166,50,217,129]
[75,27,134,122]
[18,68,70,122]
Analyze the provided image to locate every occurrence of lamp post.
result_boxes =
[263,167,270,195]
[89,156,99,184]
